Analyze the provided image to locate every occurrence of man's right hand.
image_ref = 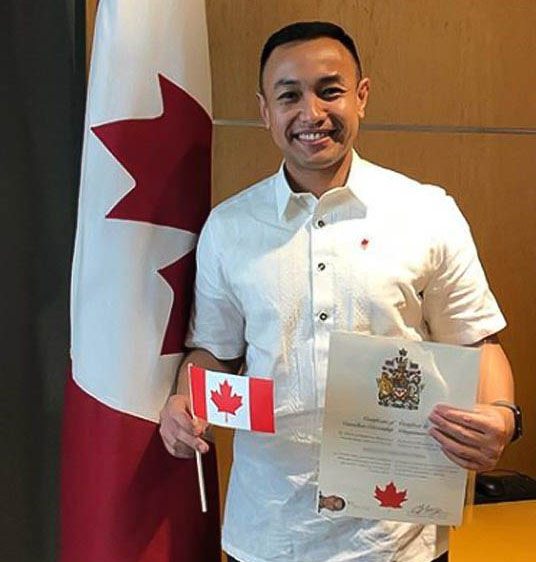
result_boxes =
[159,394,210,458]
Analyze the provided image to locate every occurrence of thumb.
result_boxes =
[192,417,209,436]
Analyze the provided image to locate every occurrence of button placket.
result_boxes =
[310,213,335,408]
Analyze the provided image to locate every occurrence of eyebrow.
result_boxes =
[273,78,299,90]
[273,73,346,91]
[317,74,345,86]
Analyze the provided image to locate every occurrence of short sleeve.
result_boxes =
[185,215,245,359]
[423,196,506,345]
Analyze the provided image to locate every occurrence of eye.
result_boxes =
[277,90,300,103]
[320,87,345,99]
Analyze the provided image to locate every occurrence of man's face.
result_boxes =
[258,37,369,179]
[321,495,345,511]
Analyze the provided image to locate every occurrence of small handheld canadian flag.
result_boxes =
[188,364,275,513]
[189,365,275,433]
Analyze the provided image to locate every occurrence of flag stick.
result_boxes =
[195,450,208,513]
[187,363,208,513]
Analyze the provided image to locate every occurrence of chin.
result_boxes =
[298,152,348,171]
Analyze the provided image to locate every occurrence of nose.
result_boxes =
[299,93,325,123]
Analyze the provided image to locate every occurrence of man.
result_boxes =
[319,493,347,513]
[160,22,519,562]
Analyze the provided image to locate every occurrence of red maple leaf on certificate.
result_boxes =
[210,380,243,422]
[374,482,408,508]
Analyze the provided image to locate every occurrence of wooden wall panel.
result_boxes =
[207,0,536,127]
[213,125,536,476]
[85,0,98,71]
[212,125,280,205]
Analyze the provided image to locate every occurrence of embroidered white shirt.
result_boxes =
[186,152,506,562]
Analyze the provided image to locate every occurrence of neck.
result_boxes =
[284,152,353,198]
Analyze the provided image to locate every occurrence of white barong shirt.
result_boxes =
[186,152,506,562]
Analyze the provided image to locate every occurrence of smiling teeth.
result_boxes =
[298,132,330,141]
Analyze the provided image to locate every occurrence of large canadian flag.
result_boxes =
[60,1,221,561]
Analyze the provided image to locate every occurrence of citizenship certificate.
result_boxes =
[317,332,480,525]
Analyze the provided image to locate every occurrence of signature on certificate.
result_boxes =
[409,503,448,519]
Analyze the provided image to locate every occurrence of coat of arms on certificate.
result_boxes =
[377,348,423,410]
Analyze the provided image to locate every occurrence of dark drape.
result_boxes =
[1,2,85,560]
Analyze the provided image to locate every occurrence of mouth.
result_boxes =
[295,130,332,140]
[292,129,337,145]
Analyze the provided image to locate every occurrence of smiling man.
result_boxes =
[256,29,368,197]
[159,22,519,562]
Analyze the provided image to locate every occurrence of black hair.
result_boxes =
[259,21,363,91]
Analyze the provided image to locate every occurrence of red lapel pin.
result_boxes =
[361,238,369,249]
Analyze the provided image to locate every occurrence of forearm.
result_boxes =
[477,342,514,403]
[477,341,515,440]
[176,348,243,395]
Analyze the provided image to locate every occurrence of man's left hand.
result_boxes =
[428,403,513,472]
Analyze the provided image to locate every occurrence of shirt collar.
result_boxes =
[274,163,304,220]
[274,150,372,220]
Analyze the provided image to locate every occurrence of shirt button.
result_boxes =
[317,262,326,271]
[317,219,326,228]
[319,312,328,321]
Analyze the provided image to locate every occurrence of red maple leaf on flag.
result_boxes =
[374,482,408,508]
[157,251,195,355]
[90,74,211,355]
[210,380,243,422]
[92,74,211,233]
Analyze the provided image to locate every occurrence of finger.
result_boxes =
[173,424,210,453]
[428,426,486,466]
[430,406,487,434]
[165,394,194,421]
[166,410,200,441]
[174,407,209,434]
[159,424,182,453]
[440,446,483,471]
[192,417,210,436]
[176,413,207,438]
[159,426,189,457]
[163,435,193,458]
[431,407,509,451]
[174,436,210,457]
[432,425,504,471]
[192,436,210,454]
[160,417,209,455]
[163,430,208,457]
[428,413,483,447]
[172,440,195,459]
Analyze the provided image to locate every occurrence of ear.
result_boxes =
[355,78,370,119]
[256,91,271,129]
